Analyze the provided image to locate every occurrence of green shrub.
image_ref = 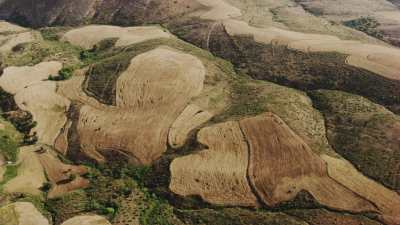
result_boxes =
[343,17,384,39]
[49,67,74,81]
[0,165,19,191]
[40,182,52,192]
[139,193,174,225]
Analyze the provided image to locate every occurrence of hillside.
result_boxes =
[0,0,399,225]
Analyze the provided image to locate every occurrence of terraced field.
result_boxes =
[0,0,399,225]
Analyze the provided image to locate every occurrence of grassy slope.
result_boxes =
[0,117,22,162]
[310,90,400,190]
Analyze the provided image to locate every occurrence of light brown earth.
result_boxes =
[0,61,62,95]
[71,47,205,164]
[169,121,259,206]
[62,25,172,49]
[0,21,27,33]
[0,31,36,53]
[0,202,50,225]
[37,149,89,198]
[3,146,46,195]
[56,71,104,108]
[0,21,37,53]
[168,104,213,149]
[48,176,90,199]
[195,0,242,20]
[60,215,111,225]
[14,81,70,146]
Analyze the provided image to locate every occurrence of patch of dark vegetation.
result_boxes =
[0,164,19,191]
[84,53,131,105]
[0,131,21,162]
[271,191,322,211]
[167,18,216,49]
[45,190,91,224]
[8,12,32,27]
[79,160,179,225]
[79,38,118,63]
[39,27,71,41]
[343,17,384,40]
[64,102,96,165]
[0,88,37,144]
[287,208,382,225]
[2,110,37,144]
[2,40,82,68]
[175,207,305,225]
[0,88,18,112]
[212,75,266,122]
[209,35,400,114]
[310,90,400,190]
[48,66,74,81]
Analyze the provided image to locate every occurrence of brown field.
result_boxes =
[170,121,259,207]
[37,149,89,198]
[240,113,374,212]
